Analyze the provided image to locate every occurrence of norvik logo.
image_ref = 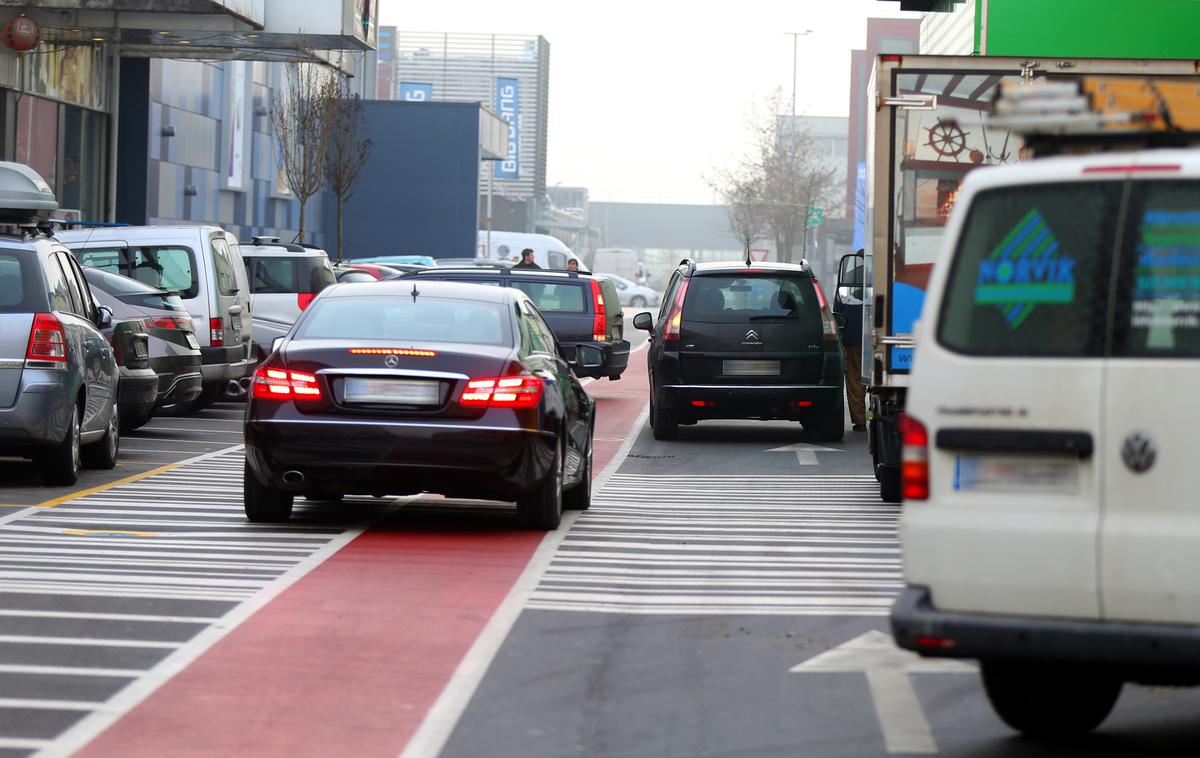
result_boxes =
[974,208,1076,328]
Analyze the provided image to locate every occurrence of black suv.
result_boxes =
[633,260,845,441]
[398,266,630,380]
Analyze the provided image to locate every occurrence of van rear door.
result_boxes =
[1101,177,1200,624]
[906,179,1122,620]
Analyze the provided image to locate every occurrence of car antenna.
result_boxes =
[745,249,752,267]
[410,282,420,302]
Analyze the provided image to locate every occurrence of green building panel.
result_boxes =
[985,0,1200,58]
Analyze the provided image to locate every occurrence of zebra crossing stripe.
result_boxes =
[528,473,899,616]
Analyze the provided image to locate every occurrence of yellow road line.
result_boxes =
[0,461,184,509]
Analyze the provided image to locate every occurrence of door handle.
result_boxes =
[229,305,243,315]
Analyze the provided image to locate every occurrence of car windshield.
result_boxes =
[683,275,820,322]
[295,295,511,346]
[83,266,186,311]
[250,256,336,294]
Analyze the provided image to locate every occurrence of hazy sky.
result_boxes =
[379,1,922,205]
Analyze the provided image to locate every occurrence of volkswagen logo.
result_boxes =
[1121,433,1156,474]
[384,354,401,368]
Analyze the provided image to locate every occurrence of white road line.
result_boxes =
[0,699,107,711]
[0,635,181,649]
[0,609,220,623]
[524,603,887,616]
[0,738,51,749]
[0,664,141,678]
[399,401,650,758]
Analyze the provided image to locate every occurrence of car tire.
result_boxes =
[879,464,902,503]
[631,296,647,307]
[980,660,1122,737]
[651,394,678,441]
[82,400,120,470]
[804,398,845,442]
[518,440,563,530]
[40,404,81,486]
[563,430,592,511]
[243,461,295,523]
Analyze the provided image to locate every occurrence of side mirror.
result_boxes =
[836,253,865,289]
[95,305,113,330]
[574,343,605,371]
[632,312,654,331]
[271,336,285,354]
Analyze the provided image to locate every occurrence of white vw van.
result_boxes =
[477,231,586,271]
[890,149,1200,737]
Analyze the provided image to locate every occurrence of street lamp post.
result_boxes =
[784,30,813,119]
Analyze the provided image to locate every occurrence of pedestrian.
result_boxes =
[566,259,579,272]
[514,248,541,269]
[842,251,867,432]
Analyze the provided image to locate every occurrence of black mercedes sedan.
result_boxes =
[243,280,598,530]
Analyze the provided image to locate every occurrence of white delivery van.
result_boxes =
[477,231,587,271]
[589,247,646,284]
[891,77,1200,738]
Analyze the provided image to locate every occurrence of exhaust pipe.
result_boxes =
[282,470,305,486]
[225,378,249,400]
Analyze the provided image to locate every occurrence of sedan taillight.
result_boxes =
[459,375,543,409]
[252,365,322,401]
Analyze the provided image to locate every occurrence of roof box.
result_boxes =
[0,162,57,223]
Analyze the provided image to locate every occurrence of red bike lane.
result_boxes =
[77,348,649,758]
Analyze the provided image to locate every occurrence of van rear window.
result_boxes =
[938,183,1122,357]
[682,275,820,323]
[0,252,41,313]
[511,281,586,313]
[250,256,335,295]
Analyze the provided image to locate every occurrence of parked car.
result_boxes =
[57,225,254,410]
[100,317,157,433]
[244,280,598,530]
[331,261,407,281]
[240,237,335,363]
[602,272,659,308]
[399,266,629,380]
[352,255,437,268]
[82,266,203,426]
[890,147,1200,737]
[633,260,845,441]
[0,162,120,485]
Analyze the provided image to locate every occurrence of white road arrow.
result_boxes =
[767,442,842,466]
[790,630,976,754]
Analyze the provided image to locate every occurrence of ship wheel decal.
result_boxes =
[926,121,968,158]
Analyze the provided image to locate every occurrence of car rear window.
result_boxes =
[296,295,510,346]
[1112,181,1200,357]
[83,266,186,312]
[250,256,336,295]
[510,281,586,313]
[0,252,42,313]
[683,274,820,323]
[938,182,1123,357]
[75,246,199,299]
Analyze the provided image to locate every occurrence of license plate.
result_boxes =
[954,454,1080,495]
[230,315,242,331]
[344,378,440,405]
[185,333,200,350]
[723,360,780,377]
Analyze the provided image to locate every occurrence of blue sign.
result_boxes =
[495,77,520,180]
[852,162,866,250]
[399,82,433,102]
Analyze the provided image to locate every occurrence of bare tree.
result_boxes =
[272,61,335,244]
[325,78,373,261]
[708,167,768,259]
[747,90,842,263]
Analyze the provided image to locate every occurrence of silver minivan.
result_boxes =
[0,163,120,485]
[57,226,253,410]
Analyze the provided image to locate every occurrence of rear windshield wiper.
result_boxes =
[748,314,799,321]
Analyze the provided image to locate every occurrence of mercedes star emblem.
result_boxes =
[384,354,400,368]
[1121,433,1156,474]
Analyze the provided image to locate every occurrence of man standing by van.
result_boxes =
[514,248,541,269]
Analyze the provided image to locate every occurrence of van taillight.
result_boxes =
[298,293,316,311]
[590,278,606,341]
[662,279,690,343]
[26,313,66,363]
[811,279,839,342]
[210,317,224,347]
[459,375,543,409]
[900,413,929,501]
